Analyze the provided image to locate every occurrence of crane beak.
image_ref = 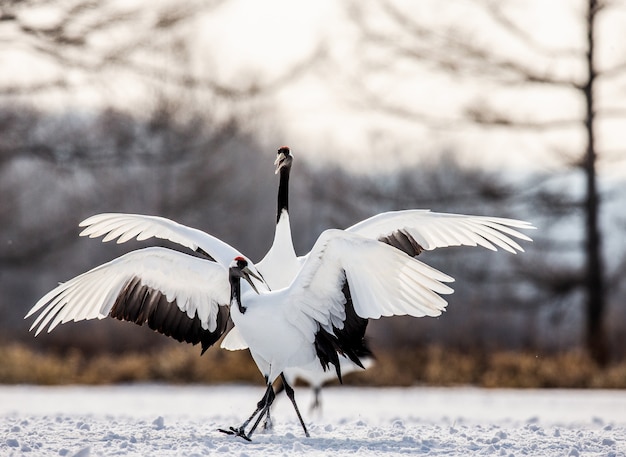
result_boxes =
[242,266,262,294]
[274,152,286,175]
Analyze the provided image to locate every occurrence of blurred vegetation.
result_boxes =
[1,343,625,389]
[0,343,258,385]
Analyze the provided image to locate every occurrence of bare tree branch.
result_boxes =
[358,0,582,88]
[105,44,328,99]
[464,105,581,131]
[3,1,326,100]
[0,79,70,95]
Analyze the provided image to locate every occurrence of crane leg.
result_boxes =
[281,373,310,438]
[311,386,322,412]
[218,381,274,441]
[246,386,276,438]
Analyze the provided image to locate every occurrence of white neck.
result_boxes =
[257,210,300,289]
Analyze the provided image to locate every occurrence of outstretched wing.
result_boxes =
[347,210,535,256]
[25,247,231,353]
[285,229,455,341]
[79,213,247,269]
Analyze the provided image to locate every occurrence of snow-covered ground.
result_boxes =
[1,385,624,456]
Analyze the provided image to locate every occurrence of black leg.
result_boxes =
[264,376,285,430]
[311,386,322,412]
[246,385,275,439]
[218,382,274,441]
[263,394,274,431]
[281,373,310,438]
[262,407,273,431]
[244,384,274,429]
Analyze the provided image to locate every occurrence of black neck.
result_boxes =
[229,274,246,314]
[277,165,290,224]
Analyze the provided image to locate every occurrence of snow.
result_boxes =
[1,385,625,456]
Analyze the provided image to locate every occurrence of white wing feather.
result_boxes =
[25,247,229,336]
[285,230,455,339]
[79,213,245,268]
[220,326,249,351]
[347,210,535,253]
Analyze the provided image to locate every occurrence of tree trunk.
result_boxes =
[583,0,608,365]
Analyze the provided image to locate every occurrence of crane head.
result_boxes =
[275,146,293,175]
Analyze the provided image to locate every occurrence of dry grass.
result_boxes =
[1,343,625,388]
[363,347,626,389]
[0,344,259,385]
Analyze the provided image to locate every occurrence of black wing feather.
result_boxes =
[378,229,424,257]
[313,274,374,382]
[110,276,229,354]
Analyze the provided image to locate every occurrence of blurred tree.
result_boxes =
[347,0,626,364]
